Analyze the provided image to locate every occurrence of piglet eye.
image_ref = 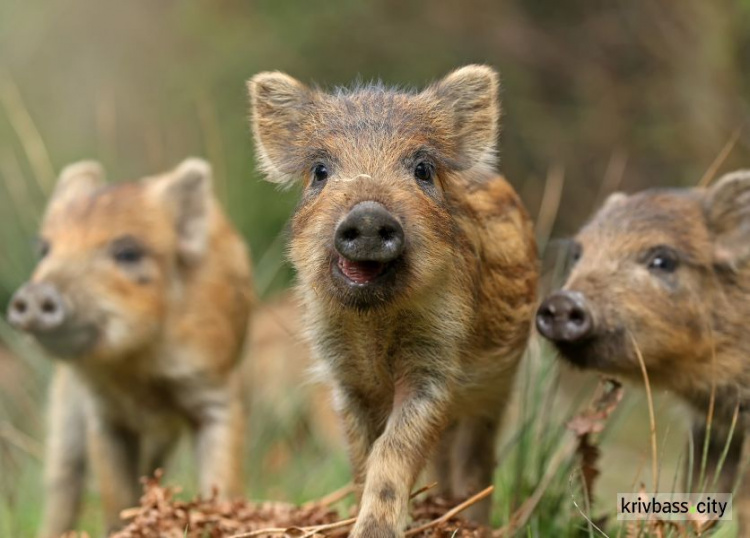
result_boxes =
[111,236,146,265]
[569,242,582,264]
[115,248,143,264]
[36,238,51,259]
[414,162,433,183]
[312,164,329,183]
[647,247,679,273]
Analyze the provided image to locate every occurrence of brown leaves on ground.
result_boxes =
[108,471,490,538]
[75,379,628,538]
[409,495,488,537]
[111,472,337,538]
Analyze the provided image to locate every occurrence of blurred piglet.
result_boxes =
[7,159,253,537]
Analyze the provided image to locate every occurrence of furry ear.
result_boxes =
[427,65,501,171]
[705,170,750,268]
[51,161,105,206]
[602,191,628,210]
[247,71,313,185]
[150,158,213,265]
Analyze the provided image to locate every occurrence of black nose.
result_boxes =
[536,291,593,343]
[7,282,67,333]
[334,201,405,263]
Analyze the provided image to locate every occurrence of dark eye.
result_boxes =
[647,247,679,273]
[569,242,582,264]
[414,162,433,183]
[312,164,329,184]
[111,236,146,264]
[114,246,144,264]
[36,238,51,259]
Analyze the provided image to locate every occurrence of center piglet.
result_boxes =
[248,66,538,536]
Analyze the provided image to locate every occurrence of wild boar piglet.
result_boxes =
[249,65,538,537]
[537,171,750,530]
[7,159,253,537]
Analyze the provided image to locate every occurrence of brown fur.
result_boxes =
[543,171,750,534]
[248,66,538,536]
[242,292,340,446]
[12,159,253,537]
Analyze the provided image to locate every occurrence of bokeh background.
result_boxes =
[1,0,749,536]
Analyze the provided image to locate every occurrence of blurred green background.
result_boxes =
[1,0,749,536]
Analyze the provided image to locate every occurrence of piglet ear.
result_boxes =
[602,192,628,210]
[50,161,106,207]
[427,65,501,171]
[705,170,750,268]
[150,158,213,266]
[248,71,314,186]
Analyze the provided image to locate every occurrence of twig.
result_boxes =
[305,482,436,537]
[300,517,357,538]
[595,149,628,206]
[567,467,609,538]
[0,74,56,193]
[629,332,659,493]
[615,443,648,538]
[534,164,565,251]
[0,421,44,460]
[405,485,494,536]
[697,126,743,187]
[698,327,718,493]
[710,397,741,492]
[409,482,438,499]
[301,483,355,509]
[235,482,439,538]
[119,507,141,519]
[196,94,228,203]
[254,231,290,299]
[230,526,303,537]
[494,438,577,537]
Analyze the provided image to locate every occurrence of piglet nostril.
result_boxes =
[37,286,65,331]
[41,299,57,315]
[341,226,359,242]
[379,225,395,242]
[7,288,33,330]
[11,297,28,315]
[569,307,585,325]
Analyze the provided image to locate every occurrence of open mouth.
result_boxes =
[330,254,405,308]
[337,257,390,285]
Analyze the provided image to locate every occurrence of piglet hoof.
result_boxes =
[350,517,400,538]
